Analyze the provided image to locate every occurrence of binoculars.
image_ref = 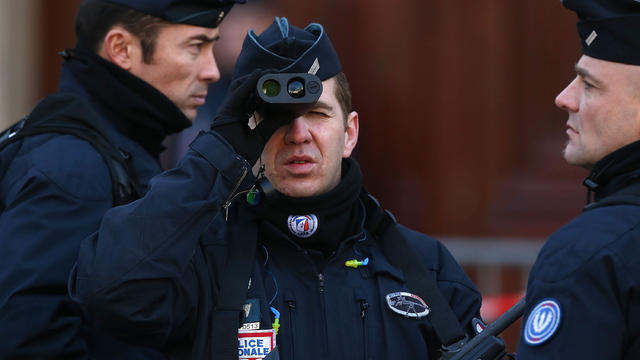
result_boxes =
[255,73,323,120]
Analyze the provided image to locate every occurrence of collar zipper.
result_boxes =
[223,165,249,221]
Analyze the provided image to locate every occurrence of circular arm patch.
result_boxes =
[523,299,562,346]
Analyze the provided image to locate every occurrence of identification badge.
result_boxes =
[238,329,277,360]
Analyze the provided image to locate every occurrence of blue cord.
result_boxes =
[261,244,279,306]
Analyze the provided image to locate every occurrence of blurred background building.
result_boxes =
[0,0,586,351]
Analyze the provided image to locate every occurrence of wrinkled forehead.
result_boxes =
[153,23,220,41]
[316,78,339,107]
[577,55,640,81]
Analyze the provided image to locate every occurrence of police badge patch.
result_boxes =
[287,215,318,238]
[385,292,430,319]
[524,299,562,346]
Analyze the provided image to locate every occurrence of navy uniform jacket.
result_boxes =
[69,131,482,359]
[0,48,187,358]
[518,142,640,359]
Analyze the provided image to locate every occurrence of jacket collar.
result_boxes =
[583,139,640,203]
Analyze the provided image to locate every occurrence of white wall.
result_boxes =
[0,0,41,130]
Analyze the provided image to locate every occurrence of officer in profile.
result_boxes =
[518,1,640,359]
[0,0,242,358]
[69,17,483,359]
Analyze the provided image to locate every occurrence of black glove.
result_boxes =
[211,69,281,164]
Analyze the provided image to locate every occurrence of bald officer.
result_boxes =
[0,0,242,358]
[518,1,640,358]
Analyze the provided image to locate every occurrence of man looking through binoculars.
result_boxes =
[69,17,483,359]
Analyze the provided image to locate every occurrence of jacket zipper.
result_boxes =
[318,272,330,357]
[318,273,325,293]
[360,299,369,360]
[287,299,296,359]
[222,165,248,221]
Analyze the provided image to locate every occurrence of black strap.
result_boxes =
[211,204,259,359]
[0,94,140,206]
[362,191,468,348]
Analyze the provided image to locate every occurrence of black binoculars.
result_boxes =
[255,73,323,120]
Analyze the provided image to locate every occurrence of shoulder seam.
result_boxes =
[9,134,113,203]
[537,218,640,284]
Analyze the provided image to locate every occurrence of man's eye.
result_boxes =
[189,43,203,52]
[582,79,594,89]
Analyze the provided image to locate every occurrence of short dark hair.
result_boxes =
[333,72,352,124]
[75,0,169,63]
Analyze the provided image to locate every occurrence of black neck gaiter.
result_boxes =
[60,43,191,156]
[256,158,364,257]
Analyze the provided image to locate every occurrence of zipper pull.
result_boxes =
[222,166,249,222]
[360,300,369,318]
[318,273,325,292]
[223,202,230,221]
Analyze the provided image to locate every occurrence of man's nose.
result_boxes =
[200,52,221,83]
[555,76,579,113]
[284,117,312,144]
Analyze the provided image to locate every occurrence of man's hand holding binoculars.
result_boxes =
[211,69,323,164]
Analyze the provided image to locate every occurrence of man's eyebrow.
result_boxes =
[312,100,334,112]
[575,63,604,87]
[188,34,220,43]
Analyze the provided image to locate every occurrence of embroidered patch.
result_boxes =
[524,299,562,346]
[385,292,430,319]
[287,215,318,238]
[238,329,276,359]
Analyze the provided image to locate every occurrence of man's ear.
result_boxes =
[100,26,140,70]
[343,111,359,158]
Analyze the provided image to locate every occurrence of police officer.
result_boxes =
[518,1,640,359]
[69,17,483,359]
[0,0,242,358]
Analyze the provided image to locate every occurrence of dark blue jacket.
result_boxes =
[0,47,189,359]
[518,142,640,359]
[69,131,482,359]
